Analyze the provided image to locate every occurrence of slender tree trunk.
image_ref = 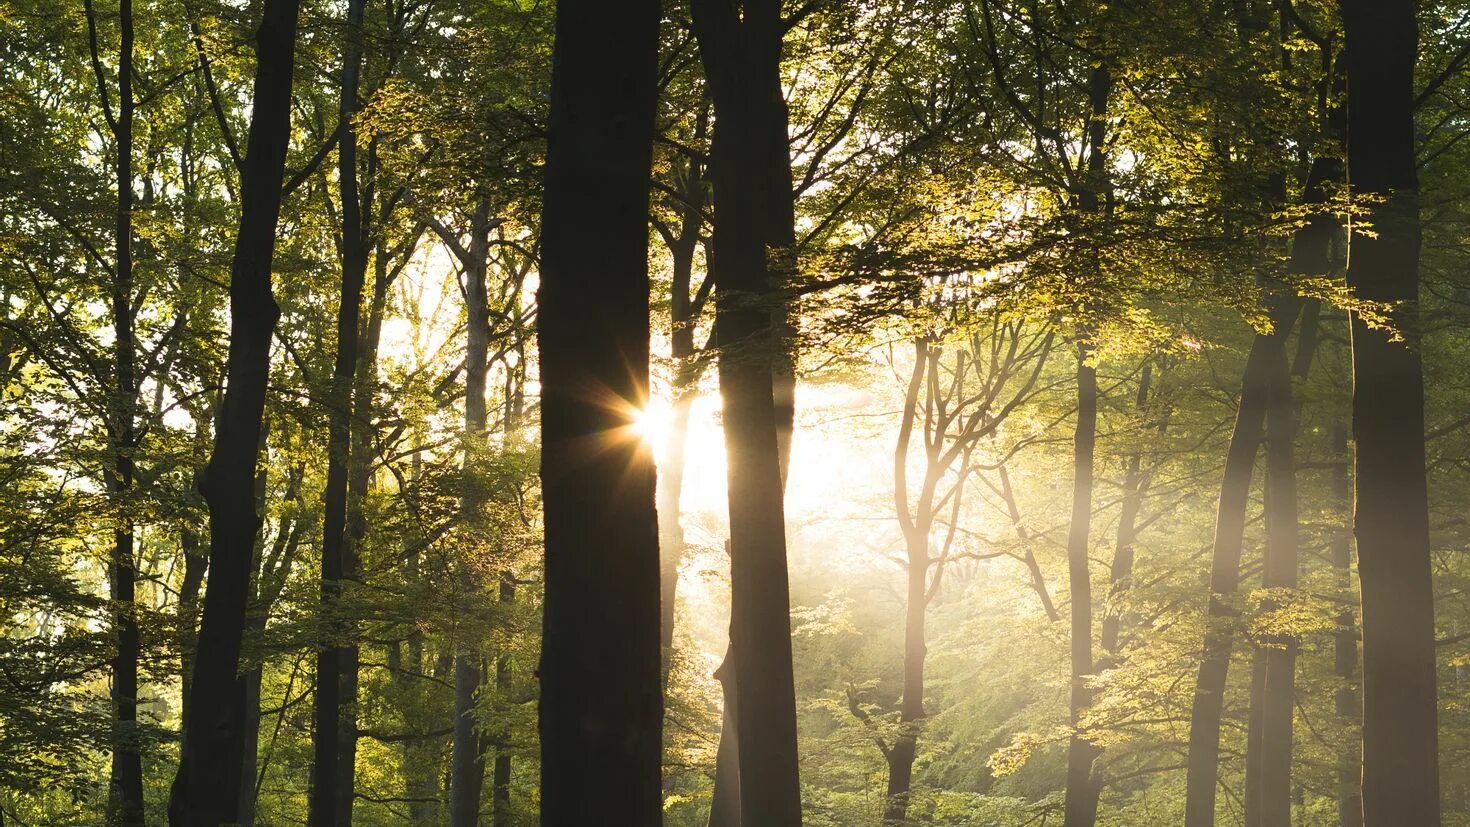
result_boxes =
[169,0,301,818]
[310,0,369,819]
[660,105,708,675]
[692,2,804,822]
[1183,298,1299,827]
[1063,344,1101,827]
[883,532,929,824]
[1243,330,1300,827]
[396,451,440,823]
[995,464,1060,622]
[239,455,273,826]
[178,517,206,730]
[536,1,663,821]
[1100,363,1154,658]
[490,578,513,827]
[101,0,143,819]
[449,197,493,827]
[1331,421,1363,827]
[1341,2,1438,822]
[491,366,524,827]
[1062,59,1112,827]
[238,656,264,825]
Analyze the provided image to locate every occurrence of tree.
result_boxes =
[1341,1,1439,822]
[690,1,806,822]
[169,0,303,820]
[536,0,663,823]
[869,323,1052,823]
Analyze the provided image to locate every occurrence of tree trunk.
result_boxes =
[1341,2,1438,822]
[169,0,301,818]
[884,532,929,824]
[1063,60,1111,826]
[1242,329,1299,827]
[660,104,708,675]
[995,464,1060,622]
[536,0,663,822]
[102,0,143,819]
[1331,421,1363,827]
[709,643,742,827]
[1183,298,1299,827]
[1063,345,1101,827]
[691,2,804,823]
[238,456,273,827]
[449,196,493,827]
[178,517,206,731]
[310,0,369,819]
[238,659,264,826]
[1100,363,1154,658]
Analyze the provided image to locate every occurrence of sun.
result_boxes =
[631,399,674,448]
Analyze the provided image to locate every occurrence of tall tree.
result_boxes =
[1062,60,1112,827]
[1183,297,1301,827]
[450,196,494,827]
[168,0,303,820]
[310,0,370,820]
[536,0,663,822]
[1341,0,1439,822]
[874,326,1051,824]
[690,1,805,822]
[83,0,144,817]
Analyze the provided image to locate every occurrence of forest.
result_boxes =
[1,0,1468,824]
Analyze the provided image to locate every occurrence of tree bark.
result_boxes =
[882,340,932,825]
[1331,421,1362,827]
[1341,2,1438,822]
[691,2,804,823]
[1062,58,1112,827]
[1182,297,1299,827]
[1062,344,1101,827]
[310,0,369,820]
[103,0,143,815]
[491,365,526,827]
[450,196,493,827]
[1242,328,1299,827]
[536,0,663,822]
[169,0,301,818]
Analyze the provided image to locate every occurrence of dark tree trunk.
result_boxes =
[178,518,206,731]
[238,658,264,825]
[691,2,804,823]
[169,0,301,818]
[450,197,493,827]
[491,367,524,827]
[1341,2,1438,822]
[1241,139,1340,826]
[310,0,369,819]
[398,452,441,823]
[1242,330,1300,827]
[1183,298,1299,827]
[1062,346,1101,827]
[101,0,143,819]
[536,0,663,822]
[238,457,272,827]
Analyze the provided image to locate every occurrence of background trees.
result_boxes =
[1,0,1469,824]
